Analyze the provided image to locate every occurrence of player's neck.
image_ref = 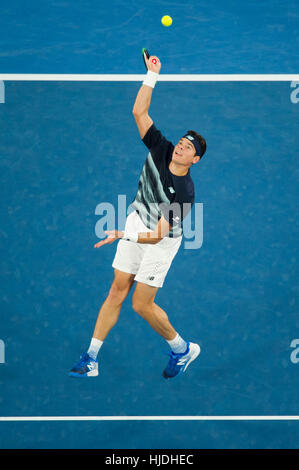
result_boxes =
[169,161,189,177]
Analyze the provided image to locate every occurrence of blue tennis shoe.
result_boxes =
[163,342,200,379]
[69,352,98,377]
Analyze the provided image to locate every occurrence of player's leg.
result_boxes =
[91,268,135,341]
[132,282,177,340]
[132,281,200,379]
[132,236,186,344]
[69,269,135,377]
[69,212,144,378]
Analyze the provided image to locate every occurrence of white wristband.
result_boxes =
[122,230,138,243]
[143,70,159,89]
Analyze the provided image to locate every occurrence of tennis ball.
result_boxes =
[161,15,172,27]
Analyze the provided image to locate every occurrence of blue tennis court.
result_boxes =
[0,0,298,74]
[1,0,299,451]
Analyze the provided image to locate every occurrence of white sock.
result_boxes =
[166,333,188,354]
[87,338,103,360]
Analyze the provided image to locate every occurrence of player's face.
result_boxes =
[172,138,197,166]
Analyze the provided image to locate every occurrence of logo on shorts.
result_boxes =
[168,186,175,194]
[147,276,155,281]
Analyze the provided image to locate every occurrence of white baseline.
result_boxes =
[0,416,299,421]
[0,74,298,81]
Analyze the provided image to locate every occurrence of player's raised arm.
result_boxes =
[132,52,161,139]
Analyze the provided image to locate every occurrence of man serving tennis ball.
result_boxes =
[69,51,207,379]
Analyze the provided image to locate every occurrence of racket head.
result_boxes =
[142,48,150,69]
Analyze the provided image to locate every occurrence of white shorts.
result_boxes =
[112,211,182,288]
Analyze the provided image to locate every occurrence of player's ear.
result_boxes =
[193,155,201,164]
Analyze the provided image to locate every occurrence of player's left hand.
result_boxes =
[144,55,161,74]
[94,230,123,248]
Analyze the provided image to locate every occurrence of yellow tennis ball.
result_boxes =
[161,15,172,27]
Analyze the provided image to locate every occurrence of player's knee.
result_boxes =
[132,296,151,316]
[107,282,129,306]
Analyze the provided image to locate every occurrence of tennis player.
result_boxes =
[69,53,206,379]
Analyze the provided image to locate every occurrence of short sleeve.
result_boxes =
[142,123,172,151]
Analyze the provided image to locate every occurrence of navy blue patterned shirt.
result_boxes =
[131,124,194,237]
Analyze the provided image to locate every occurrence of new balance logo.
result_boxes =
[147,276,155,280]
[87,364,94,370]
[168,186,175,194]
[177,358,187,366]
[173,216,180,223]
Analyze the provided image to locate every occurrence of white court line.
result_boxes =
[0,416,299,421]
[0,74,299,81]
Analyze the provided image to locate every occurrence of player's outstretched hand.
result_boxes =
[144,54,161,74]
[94,230,123,248]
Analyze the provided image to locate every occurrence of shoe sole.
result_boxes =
[68,370,98,378]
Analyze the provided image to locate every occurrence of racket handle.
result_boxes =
[142,48,150,70]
